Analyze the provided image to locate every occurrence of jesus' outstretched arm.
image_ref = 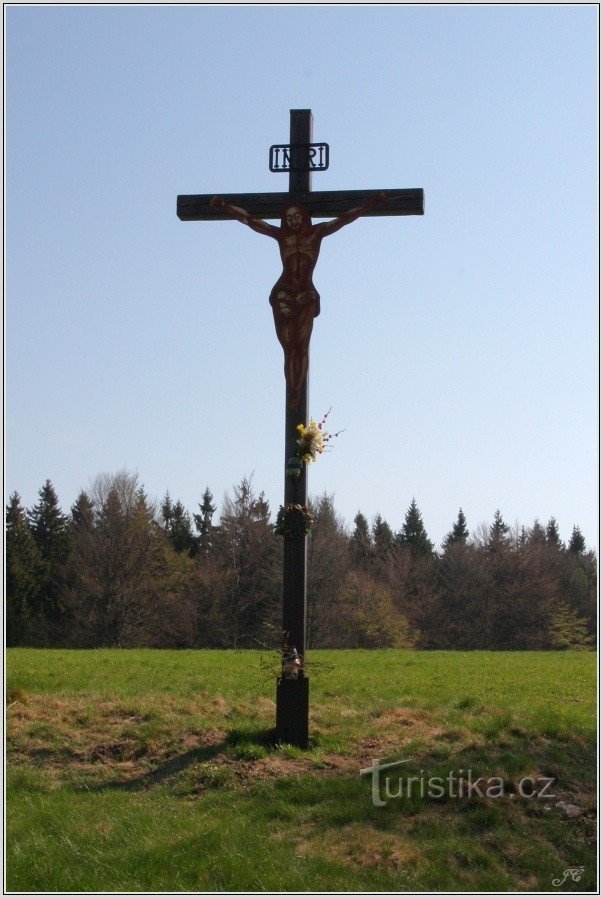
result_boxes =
[317,191,389,237]
[211,195,280,238]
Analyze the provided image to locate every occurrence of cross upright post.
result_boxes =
[276,109,313,748]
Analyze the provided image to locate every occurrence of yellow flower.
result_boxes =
[295,409,343,466]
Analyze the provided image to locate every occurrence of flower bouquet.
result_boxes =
[296,408,344,466]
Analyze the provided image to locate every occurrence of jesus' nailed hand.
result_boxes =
[209,192,388,409]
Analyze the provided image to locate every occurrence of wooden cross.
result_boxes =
[178,109,423,747]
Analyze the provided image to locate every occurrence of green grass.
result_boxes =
[6,649,597,891]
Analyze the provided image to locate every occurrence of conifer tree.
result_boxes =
[65,491,97,641]
[545,516,563,550]
[133,487,164,565]
[28,480,70,561]
[194,487,216,557]
[169,500,197,556]
[487,509,510,552]
[6,493,44,644]
[433,539,487,649]
[160,492,174,531]
[372,514,395,558]
[159,492,196,556]
[254,491,271,524]
[444,508,469,547]
[568,525,586,554]
[399,499,433,556]
[527,520,547,546]
[349,511,373,569]
[27,479,71,628]
[70,491,95,533]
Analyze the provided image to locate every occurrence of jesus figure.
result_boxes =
[211,192,387,409]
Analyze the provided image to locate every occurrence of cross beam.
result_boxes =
[177,188,424,221]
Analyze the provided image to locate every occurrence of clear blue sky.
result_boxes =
[6,5,598,548]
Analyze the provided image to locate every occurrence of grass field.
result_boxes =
[6,648,597,892]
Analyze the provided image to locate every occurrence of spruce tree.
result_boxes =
[253,491,271,524]
[161,492,174,530]
[194,487,216,556]
[545,517,563,550]
[527,520,547,546]
[568,525,586,554]
[97,487,124,541]
[372,514,394,558]
[444,508,469,547]
[399,499,433,556]
[28,480,70,561]
[27,480,71,627]
[349,512,373,569]
[6,493,44,644]
[169,500,197,556]
[159,492,196,556]
[70,491,95,533]
[487,509,510,552]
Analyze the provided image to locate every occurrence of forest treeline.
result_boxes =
[6,471,596,651]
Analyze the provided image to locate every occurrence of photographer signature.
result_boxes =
[552,867,585,887]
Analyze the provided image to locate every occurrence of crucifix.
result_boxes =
[178,109,423,748]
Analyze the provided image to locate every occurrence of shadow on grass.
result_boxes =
[79,726,281,793]
[75,721,594,807]
[225,727,279,749]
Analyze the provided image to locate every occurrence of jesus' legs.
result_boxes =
[281,316,314,409]
[286,346,309,410]
[270,288,318,409]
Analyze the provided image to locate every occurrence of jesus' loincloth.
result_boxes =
[269,284,321,321]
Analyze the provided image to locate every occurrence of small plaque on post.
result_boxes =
[269,143,329,173]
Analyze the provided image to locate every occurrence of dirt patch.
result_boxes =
[225,751,355,783]
[7,693,232,785]
[6,688,29,706]
[8,697,152,730]
[360,710,435,757]
[173,728,226,753]
[255,696,276,716]
[179,691,233,717]
[5,697,516,795]
[374,707,445,740]
[89,739,153,762]
[320,754,356,772]
[244,755,307,779]
[181,732,207,751]
[209,695,230,715]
